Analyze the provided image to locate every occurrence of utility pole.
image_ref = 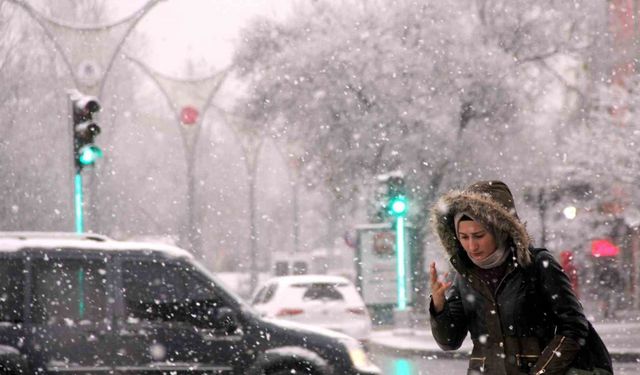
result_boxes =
[222,113,265,295]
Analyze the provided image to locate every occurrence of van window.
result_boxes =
[32,258,108,324]
[0,258,24,323]
[122,260,220,326]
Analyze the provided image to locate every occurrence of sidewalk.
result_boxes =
[369,315,640,362]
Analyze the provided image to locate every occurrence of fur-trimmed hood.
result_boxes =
[430,180,533,267]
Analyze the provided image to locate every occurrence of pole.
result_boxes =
[9,0,164,233]
[186,148,197,252]
[396,216,407,310]
[74,173,84,233]
[124,55,230,253]
[538,189,547,248]
[292,173,300,253]
[249,171,258,294]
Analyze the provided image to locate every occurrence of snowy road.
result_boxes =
[368,347,640,374]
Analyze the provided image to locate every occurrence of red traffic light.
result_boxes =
[71,92,101,123]
[78,97,101,113]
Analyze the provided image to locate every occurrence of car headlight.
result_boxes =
[342,338,380,373]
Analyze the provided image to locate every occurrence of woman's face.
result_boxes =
[457,220,497,261]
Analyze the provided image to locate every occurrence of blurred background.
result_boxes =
[1,0,639,316]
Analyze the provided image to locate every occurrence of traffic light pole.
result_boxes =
[74,173,84,233]
[70,90,102,234]
[386,180,409,311]
[382,172,412,327]
[396,216,408,310]
[8,0,163,234]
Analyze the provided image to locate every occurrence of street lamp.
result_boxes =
[563,206,577,220]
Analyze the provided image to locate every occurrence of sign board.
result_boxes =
[356,223,413,306]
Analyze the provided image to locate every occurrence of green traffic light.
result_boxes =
[388,195,408,217]
[392,199,406,214]
[78,144,103,165]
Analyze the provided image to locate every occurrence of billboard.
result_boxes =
[356,223,413,306]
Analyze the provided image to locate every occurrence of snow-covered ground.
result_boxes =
[369,318,640,360]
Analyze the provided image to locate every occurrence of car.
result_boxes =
[251,275,373,342]
[0,232,380,375]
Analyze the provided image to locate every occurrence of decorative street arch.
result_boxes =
[125,54,230,253]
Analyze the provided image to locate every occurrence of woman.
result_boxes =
[429,180,612,375]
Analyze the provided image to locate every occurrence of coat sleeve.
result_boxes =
[428,276,468,350]
[530,250,589,375]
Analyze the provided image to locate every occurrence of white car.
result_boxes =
[251,275,372,342]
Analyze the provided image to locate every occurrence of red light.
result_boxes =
[181,106,199,125]
[346,307,366,315]
[591,239,619,257]
[276,308,304,317]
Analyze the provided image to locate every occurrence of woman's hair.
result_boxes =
[458,214,473,223]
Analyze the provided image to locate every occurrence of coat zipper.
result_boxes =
[535,336,566,375]
[494,250,517,297]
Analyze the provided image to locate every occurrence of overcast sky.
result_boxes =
[27,0,291,76]
[134,0,292,75]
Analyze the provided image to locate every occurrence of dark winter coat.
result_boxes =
[429,181,612,375]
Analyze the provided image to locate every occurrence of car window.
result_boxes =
[31,258,108,325]
[298,283,345,301]
[122,260,187,308]
[252,283,277,305]
[122,259,223,327]
[180,264,217,301]
[263,283,278,303]
[252,286,267,304]
[0,258,24,323]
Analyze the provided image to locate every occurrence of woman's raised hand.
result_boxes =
[429,261,452,313]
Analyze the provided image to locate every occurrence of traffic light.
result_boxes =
[383,174,410,311]
[386,176,408,218]
[71,91,102,172]
[388,194,408,217]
